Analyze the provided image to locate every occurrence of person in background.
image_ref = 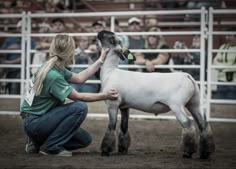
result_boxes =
[71,36,100,93]
[134,26,170,73]
[126,17,145,71]
[88,20,106,54]
[31,23,51,76]
[20,34,118,156]
[172,35,201,80]
[51,18,66,33]
[127,17,145,54]
[0,19,36,94]
[212,30,236,100]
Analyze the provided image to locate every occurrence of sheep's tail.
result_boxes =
[187,74,207,126]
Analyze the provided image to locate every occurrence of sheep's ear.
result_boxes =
[97,31,104,41]
[114,49,126,60]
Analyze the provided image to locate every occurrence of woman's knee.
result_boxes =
[79,129,92,147]
[84,133,92,147]
[69,101,88,113]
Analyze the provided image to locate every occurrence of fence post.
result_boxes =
[207,7,214,122]
[200,7,207,118]
[20,12,26,104]
[25,12,32,97]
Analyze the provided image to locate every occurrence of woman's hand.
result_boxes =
[104,89,119,100]
[145,60,155,72]
[99,48,110,63]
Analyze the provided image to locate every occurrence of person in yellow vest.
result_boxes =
[20,34,118,156]
[213,29,236,100]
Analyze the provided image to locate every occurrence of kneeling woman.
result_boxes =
[20,34,118,156]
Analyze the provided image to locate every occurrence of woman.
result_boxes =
[20,34,118,156]
[212,30,236,100]
[134,26,170,72]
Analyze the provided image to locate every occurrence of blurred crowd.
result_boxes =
[0,0,235,100]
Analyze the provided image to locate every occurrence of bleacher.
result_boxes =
[0,1,236,122]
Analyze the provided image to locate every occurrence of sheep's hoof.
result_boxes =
[182,152,192,158]
[200,152,211,159]
[101,151,110,156]
[118,147,128,155]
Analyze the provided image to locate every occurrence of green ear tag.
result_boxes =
[128,53,134,60]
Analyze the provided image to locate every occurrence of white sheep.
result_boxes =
[97,30,215,159]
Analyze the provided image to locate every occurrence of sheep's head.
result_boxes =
[97,30,126,60]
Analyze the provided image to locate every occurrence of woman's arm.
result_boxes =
[150,53,169,65]
[144,53,169,72]
[68,88,118,102]
[68,48,109,84]
[134,53,146,65]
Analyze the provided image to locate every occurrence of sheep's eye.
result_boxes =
[110,37,116,44]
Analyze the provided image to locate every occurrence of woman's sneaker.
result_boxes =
[25,138,40,153]
[39,149,72,157]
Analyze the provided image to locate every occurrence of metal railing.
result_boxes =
[0,8,235,123]
[207,8,236,122]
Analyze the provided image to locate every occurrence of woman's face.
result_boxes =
[52,21,65,33]
[78,37,89,50]
[128,23,141,32]
[148,35,158,46]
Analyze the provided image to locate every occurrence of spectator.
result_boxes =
[186,1,222,9]
[127,17,145,71]
[212,30,236,100]
[31,23,51,76]
[86,20,106,80]
[51,18,66,33]
[145,16,159,30]
[184,1,225,21]
[134,26,170,73]
[127,17,145,50]
[88,20,106,54]
[0,20,36,94]
[45,0,64,13]
[0,1,17,31]
[172,35,201,80]
[71,36,100,93]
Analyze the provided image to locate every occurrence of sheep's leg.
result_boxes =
[118,108,130,154]
[186,103,215,159]
[171,105,197,158]
[100,102,119,156]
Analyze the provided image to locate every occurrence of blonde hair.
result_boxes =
[33,34,75,95]
[145,27,166,49]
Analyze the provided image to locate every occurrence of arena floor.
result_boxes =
[0,114,236,169]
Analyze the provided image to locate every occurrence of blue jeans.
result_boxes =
[23,101,92,154]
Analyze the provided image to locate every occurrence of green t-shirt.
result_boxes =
[20,67,73,115]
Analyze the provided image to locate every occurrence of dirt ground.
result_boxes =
[0,114,235,169]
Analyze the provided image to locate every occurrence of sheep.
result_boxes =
[97,30,215,159]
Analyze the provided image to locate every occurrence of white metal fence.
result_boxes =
[0,8,235,122]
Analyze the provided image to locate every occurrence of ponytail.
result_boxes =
[33,56,58,95]
[33,34,75,95]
